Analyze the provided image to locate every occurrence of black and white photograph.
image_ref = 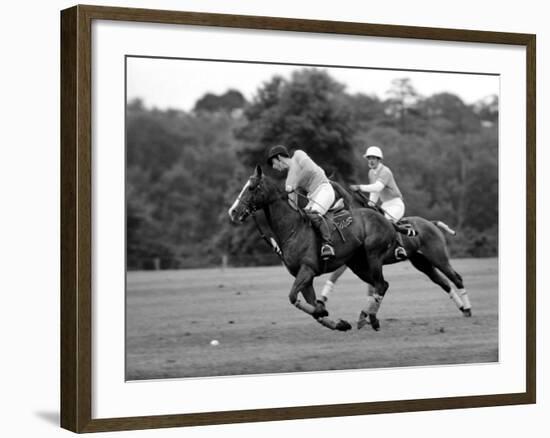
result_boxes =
[3,0,545,435]
[125,57,499,380]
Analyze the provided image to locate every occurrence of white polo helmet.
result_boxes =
[363,146,383,159]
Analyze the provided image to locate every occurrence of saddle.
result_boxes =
[326,201,353,241]
[328,197,345,213]
[357,196,417,237]
[288,191,353,241]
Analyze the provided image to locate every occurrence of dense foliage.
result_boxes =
[127,71,498,269]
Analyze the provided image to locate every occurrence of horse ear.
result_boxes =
[255,164,263,177]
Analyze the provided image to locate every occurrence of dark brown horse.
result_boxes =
[323,182,472,330]
[228,166,404,331]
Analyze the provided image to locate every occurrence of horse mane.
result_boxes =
[259,173,309,227]
[261,173,304,213]
[261,173,287,199]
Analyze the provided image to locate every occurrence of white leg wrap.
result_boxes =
[458,289,471,309]
[449,289,465,309]
[366,284,375,297]
[321,280,335,302]
[363,294,382,314]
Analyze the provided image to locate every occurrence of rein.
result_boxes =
[352,189,415,236]
[249,190,297,262]
[292,190,323,211]
[251,212,285,260]
[353,190,395,219]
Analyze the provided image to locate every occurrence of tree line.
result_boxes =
[127,69,498,270]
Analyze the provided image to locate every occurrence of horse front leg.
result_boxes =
[301,284,352,332]
[288,265,328,320]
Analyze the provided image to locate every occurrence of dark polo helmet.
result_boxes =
[266,145,290,165]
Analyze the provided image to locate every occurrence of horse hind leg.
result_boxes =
[429,257,471,316]
[409,253,469,315]
[357,284,383,331]
[347,251,388,331]
[439,265,471,316]
[320,265,347,303]
[359,278,388,331]
[415,243,472,317]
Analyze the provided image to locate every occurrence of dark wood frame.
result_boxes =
[61,4,536,433]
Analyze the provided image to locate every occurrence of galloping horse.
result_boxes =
[228,166,471,332]
[326,182,472,330]
[228,165,398,331]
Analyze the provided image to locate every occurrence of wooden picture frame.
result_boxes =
[61,4,536,433]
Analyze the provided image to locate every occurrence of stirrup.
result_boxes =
[321,244,335,260]
[394,246,407,260]
[400,222,417,237]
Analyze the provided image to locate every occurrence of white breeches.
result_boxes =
[381,197,405,222]
[306,183,335,215]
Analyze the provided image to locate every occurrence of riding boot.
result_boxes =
[395,246,408,260]
[306,211,335,260]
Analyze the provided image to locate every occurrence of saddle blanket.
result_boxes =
[328,209,353,232]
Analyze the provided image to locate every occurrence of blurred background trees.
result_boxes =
[237,69,357,182]
[126,68,499,269]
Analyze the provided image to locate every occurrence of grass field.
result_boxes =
[126,258,498,380]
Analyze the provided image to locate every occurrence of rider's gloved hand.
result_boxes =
[285,185,294,193]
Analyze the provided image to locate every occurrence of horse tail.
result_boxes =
[432,220,457,236]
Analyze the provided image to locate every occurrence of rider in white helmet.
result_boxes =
[350,145,408,260]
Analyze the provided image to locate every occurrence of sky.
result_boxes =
[126,56,499,112]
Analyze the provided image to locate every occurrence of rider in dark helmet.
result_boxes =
[266,145,291,165]
[267,145,336,260]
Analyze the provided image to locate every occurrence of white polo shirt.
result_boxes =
[368,164,403,203]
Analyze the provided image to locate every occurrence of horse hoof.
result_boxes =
[312,308,329,318]
[313,301,329,319]
[369,315,381,331]
[336,319,352,331]
[315,310,329,318]
[357,313,380,331]
[462,308,472,317]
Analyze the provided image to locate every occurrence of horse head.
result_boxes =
[228,165,277,223]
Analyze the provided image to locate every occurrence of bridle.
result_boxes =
[241,178,296,261]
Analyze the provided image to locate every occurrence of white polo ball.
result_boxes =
[210,339,219,346]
